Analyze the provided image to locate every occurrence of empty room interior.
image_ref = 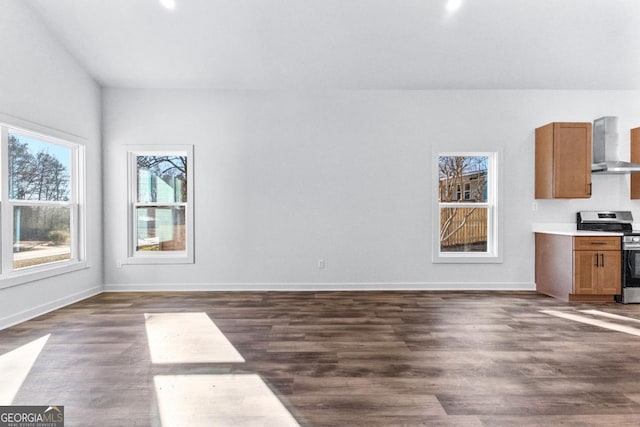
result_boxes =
[3,0,640,425]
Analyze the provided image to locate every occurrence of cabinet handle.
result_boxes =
[600,253,604,267]
[594,253,599,267]
[588,183,592,195]
[590,242,607,245]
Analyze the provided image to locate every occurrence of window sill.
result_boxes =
[0,260,89,290]
[125,255,194,265]
[433,253,502,264]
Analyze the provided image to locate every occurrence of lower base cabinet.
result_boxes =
[535,233,621,302]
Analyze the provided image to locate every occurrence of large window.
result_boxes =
[0,124,85,285]
[434,152,500,263]
[127,146,193,264]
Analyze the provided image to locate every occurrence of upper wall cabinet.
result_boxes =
[535,122,592,199]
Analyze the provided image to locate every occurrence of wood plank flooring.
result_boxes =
[3,291,640,426]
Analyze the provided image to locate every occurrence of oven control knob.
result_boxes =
[633,237,640,243]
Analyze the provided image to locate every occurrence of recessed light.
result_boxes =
[160,0,176,10]
[446,0,462,12]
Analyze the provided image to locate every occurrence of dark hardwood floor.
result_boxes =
[3,291,640,426]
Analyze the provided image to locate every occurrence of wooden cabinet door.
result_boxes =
[597,251,621,294]
[574,249,621,295]
[553,123,592,198]
[574,250,598,294]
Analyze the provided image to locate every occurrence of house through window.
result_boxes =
[127,146,193,264]
[435,152,500,263]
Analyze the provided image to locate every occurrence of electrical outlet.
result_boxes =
[317,259,325,269]
[532,201,538,211]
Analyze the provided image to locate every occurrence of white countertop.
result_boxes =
[532,223,624,236]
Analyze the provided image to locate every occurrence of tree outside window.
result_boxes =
[127,146,194,264]
[8,132,75,269]
[438,155,489,253]
[136,155,187,252]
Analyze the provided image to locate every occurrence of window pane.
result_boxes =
[440,207,488,252]
[9,133,71,201]
[13,206,71,269]
[137,156,187,203]
[439,155,488,203]
[136,207,186,252]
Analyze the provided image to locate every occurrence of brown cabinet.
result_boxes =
[535,233,620,301]
[573,238,621,295]
[535,122,592,199]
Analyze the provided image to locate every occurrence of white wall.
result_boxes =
[102,89,640,291]
[0,0,103,328]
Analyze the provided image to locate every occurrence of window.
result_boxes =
[434,152,500,263]
[0,123,85,286]
[127,146,193,264]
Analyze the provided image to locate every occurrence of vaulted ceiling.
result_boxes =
[23,0,640,90]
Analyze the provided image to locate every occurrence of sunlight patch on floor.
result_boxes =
[0,334,50,404]
[154,374,300,427]
[580,309,640,324]
[144,313,245,364]
[541,309,640,337]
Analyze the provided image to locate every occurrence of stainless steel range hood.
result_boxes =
[592,116,640,174]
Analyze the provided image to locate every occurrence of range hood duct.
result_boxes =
[592,116,640,174]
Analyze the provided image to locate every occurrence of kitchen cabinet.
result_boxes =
[535,233,620,302]
[535,122,592,199]
[631,127,640,199]
[573,237,621,295]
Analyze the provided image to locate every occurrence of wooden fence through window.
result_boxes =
[440,207,487,250]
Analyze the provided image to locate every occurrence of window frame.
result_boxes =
[433,151,502,264]
[126,145,194,265]
[0,120,86,290]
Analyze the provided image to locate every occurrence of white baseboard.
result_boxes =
[0,286,102,330]
[103,282,536,292]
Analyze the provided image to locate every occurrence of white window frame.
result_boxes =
[126,145,194,264]
[433,151,502,264]
[0,121,86,290]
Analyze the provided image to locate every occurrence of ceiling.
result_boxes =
[23,0,640,90]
